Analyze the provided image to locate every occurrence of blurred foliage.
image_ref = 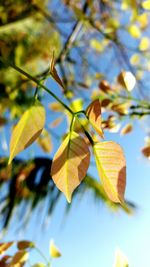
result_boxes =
[0,0,150,230]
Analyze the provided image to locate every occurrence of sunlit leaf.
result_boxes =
[128,24,141,38]
[86,99,104,139]
[117,71,136,91]
[94,141,126,203]
[51,131,90,202]
[17,241,35,250]
[37,129,52,153]
[50,240,61,258]
[130,54,140,65]
[111,102,130,115]
[142,0,150,10]
[137,13,149,29]
[139,37,149,51]
[50,52,65,90]
[10,251,28,265]
[9,101,45,164]
[49,102,64,112]
[141,146,150,159]
[50,117,63,128]
[99,80,111,93]
[114,248,128,267]
[32,264,46,267]
[70,98,83,113]
[90,39,104,52]
[120,123,133,135]
[0,242,14,255]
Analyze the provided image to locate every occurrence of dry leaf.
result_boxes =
[50,52,65,90]
[120,123,133,135]
[94,141,126,203]
[17,241,34,250]
[141,146,150,159]
[86,99,104,139]
[0,242,14,255]
[51,131,90,202]
[10,251,28,265]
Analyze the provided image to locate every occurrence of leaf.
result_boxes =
[50,117,63,128]
[114,248,128,267]
[120,123,133,135]
[32,264,46,267]
[51,131,90,202]
[141,146,150,159]
[70,98,83,113]
[118,71,136,91]
[128,24,141,38]
[50,240,61,258]
[50,52,65,90]
[17,241,35,250]
[99,80,111,93]
[37,129,52,153]
[93,141,126,203]
[0,242,14,255]
[142,0,150,10]
[139,37,149,51]
[10,251,28,265]
[9,102,45,164]
[86,99,104,139]
[49,102,63,112]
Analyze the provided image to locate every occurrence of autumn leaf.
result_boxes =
[50,240,61,258]
[113,248,128,267]
[51,131,90,202]
[86,99,104,139]
[94,141,126,203]
[120,123,133,135]
[0,242,14,255]
[9,101,45,164]
[10,251,28,265]
[37,129,52,153]
[141,146,150,159]
[17,241,35,250]
[50,52,65,90]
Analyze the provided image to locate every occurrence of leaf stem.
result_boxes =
[34,246,51,267]
[0,58,73,115]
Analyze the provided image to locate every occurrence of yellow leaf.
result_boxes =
[90,39,104,52]
[17,241,35,250]
[50,52,65,90]
[117,71,136,91]
[120,123,133,135]
[128,24,141,38]
[137,13,149,29]
[86,99,104,139]
[114,248,128,267]
[0,242,14,255]
[51,131,90,202]
[10,251,28,265]
[130,53,140,65]
[32,264,46,267]
[70,98,83,113]
[50,240,61,258]
[37,129,52,153]
[94,141,126,203]
[139,37,149,51]
[142,0,150,10]
[9,102,45,164]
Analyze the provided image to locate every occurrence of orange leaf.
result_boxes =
[94,141,126,203]
[120,123,133,135]
[86,99,104,139]
[0,242,14,255]
[17,241,34,250]
[51,131,90,202]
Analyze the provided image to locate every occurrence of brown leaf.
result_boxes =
[17,241,35,250]
[120,123,133,135]
[141,146,150,159]
[0,242,14,255]
[50,52,65,90]
[86,99,104,139]
[99,80,111,93]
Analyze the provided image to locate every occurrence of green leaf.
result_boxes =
[51,131,90,202]
[93,141,126,203]
[9,101,45,164]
